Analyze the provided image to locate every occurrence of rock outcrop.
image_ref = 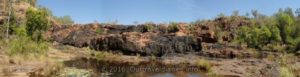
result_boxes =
[49,24,202,56]
[90,32,202,56]
[49,16,251,56]
[200,43,254,58]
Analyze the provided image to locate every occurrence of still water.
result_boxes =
[63,58,206,77]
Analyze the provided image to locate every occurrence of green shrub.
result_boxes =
[196,59,212,71]
[235,25,272,49]
[95,28,103,34]
[145,24,154,32]
[26,7,50,42]
[168,22,180,33]
[6,36,48,57]
[275,13,295,44]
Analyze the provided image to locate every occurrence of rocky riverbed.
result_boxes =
[1,18,299,77]
[40,22,300,77]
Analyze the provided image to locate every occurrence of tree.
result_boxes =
[236,25,273,49]
[245,13,250,17]
[275,12,295,44]
[284,7,295,18]
[26,7,50,42]
[217,13,225,18]
[232,10,239,16]
[296,8,300,17]
[251,10,259,18]
[267,24,281,43]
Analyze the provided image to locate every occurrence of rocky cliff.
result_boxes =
[49,16,251,56]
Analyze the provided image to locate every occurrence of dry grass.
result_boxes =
[207,69,220,77]
[29,62,65,77]
[280,66,295,77]
[278,54,298,77]
[92,51,121,61]
[266,54,276,61]
[56,67,92,77]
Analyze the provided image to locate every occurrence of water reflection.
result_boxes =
[63,57,205,77]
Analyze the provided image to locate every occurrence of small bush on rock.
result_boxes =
[168,22,180,33]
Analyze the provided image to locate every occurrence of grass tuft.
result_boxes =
[196,59,212,71]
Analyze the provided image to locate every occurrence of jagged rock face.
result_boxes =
[90,32,201,56]
[49,24,100,47]
[49,18,250,56]
[49,24,202,56]
[201,43,255,58]
[214,16,251,31]
[190,16,251,43]
[62,30,97,47]
[192,22,218,43]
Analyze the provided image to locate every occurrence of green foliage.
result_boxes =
[275,12,295,44]
[274,10,300,52]
[168,22,180,33]
[95,28,103,34]
[143,22,155,32]
[2,10,19,35]
[5,25,48,57]
[6,35,48,57]
[235,25,273,49]
[235,8,300,53]
[283,7,295,19]
[196,59,212,71]
[53,15,74,25]
[267,24,282,43]
[37,6,74,25]
[39,6,53,16]
[26,7,50,42]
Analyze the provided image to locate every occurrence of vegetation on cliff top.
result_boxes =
[235,8,300,53]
